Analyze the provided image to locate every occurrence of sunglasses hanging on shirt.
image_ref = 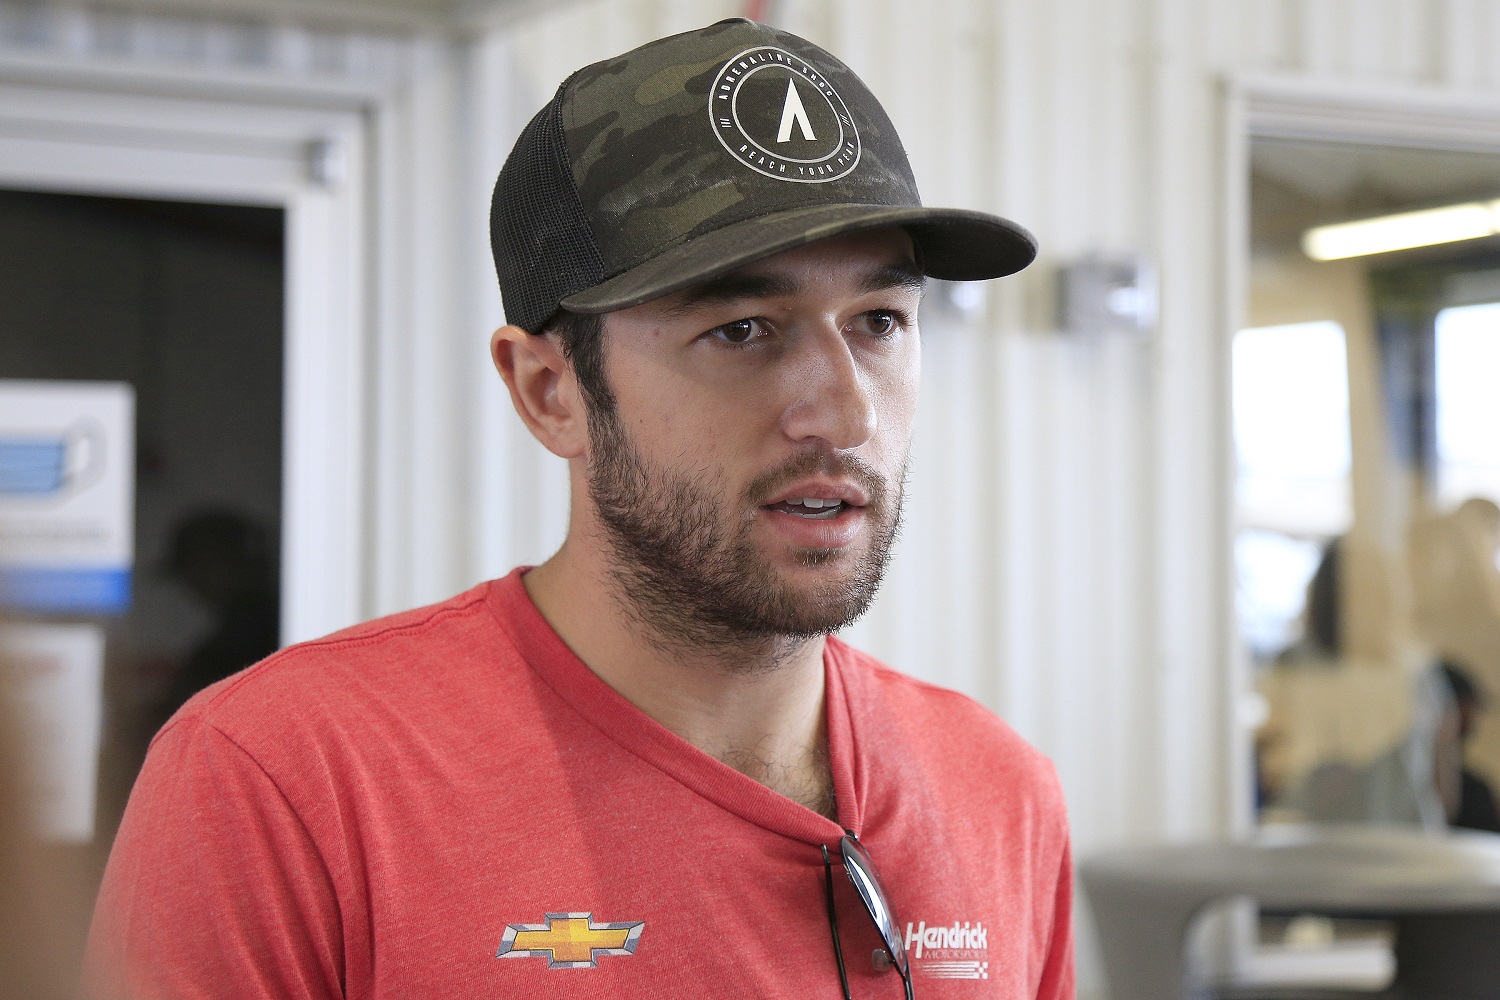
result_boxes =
[821,831,915,1000]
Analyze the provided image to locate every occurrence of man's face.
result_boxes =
[581,228,923,651]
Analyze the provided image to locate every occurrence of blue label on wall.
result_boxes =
[0,437,72,496]
[0,565,131,615]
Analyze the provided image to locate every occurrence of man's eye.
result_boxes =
[710,319,765,345]
[862,310,902,336]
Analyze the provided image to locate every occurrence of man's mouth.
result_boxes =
[765,498,849,520]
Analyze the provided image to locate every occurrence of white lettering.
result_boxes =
[905,919,988,959]
[904,921,925,960]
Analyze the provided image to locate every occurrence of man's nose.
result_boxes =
[777,325,878,451]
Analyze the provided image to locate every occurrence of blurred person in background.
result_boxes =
[158,508,279,715]
[1262,537,1458,827]
[1440,661,1500,833]
[1409,497,1500,827]
[1292,537,1342,663]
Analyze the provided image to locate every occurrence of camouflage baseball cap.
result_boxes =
[491,17,1036,332]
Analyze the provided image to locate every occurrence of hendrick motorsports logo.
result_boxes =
[709,45,861,183]
[905,919,990,981]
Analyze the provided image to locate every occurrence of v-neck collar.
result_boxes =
[485,569,864,845]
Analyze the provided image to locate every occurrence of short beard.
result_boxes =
[585,405,903,665]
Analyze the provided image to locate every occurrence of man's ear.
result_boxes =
[490,325,589,459]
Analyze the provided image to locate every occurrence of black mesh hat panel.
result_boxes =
[490,80,605,332]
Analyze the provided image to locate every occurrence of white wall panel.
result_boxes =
[1488,0,1500,86]
[1441,0,1486,87]
[1348,0,1389,79]
[1299,0,1350,75]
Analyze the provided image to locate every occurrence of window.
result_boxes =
[1233,321,1352,659]
[1436,300,1500,517]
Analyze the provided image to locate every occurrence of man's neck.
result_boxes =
[522,548,836,818]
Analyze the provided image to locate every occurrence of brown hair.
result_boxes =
[542,310,613,418]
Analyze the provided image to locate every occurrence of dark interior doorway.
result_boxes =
[0,188,285,962]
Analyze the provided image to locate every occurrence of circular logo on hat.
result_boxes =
[709,46,861,184]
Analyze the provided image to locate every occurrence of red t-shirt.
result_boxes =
[88,570,1073,998]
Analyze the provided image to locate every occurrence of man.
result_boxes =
[88,18,1073,999]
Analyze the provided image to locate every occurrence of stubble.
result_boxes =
[585,406,904,665]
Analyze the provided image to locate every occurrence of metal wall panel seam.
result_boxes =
[1439,0,1482,89]
[406,37,473,606]
[1488,0,1500,89]
[991,0,1045,747]
[926,0,986,701]
[1147,0,1208,838]
[1079,0,1127,850]
[1090,0,1138,846]
[1393,0,1442,82]
[1298,0,1344,76]
[967,0,1009,719]
[999,334,1045,747]
[468,31,522,585]
[1347,0,1388,80]
[368,61,416,618]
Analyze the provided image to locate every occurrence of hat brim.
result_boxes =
[559,204,1036,316]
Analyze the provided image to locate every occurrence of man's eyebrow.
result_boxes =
[665,272,803,316]
[858,260,927,296]
[661,257,926,319]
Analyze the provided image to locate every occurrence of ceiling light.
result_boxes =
[1302,200,1500,261]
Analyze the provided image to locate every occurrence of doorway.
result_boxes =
[1239,139,1500,829]
[1232,129,1500,993]
[0,61,372,975]
[0,187,287,967]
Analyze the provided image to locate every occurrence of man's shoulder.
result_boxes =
[829,634,1033,745]
[164,579,511,743]
[829,637,1064,806]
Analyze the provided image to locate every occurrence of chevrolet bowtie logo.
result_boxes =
[496,912,645,969]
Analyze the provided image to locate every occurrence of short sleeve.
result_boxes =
[86,718,344,1000]
[1035,820,1076,1000]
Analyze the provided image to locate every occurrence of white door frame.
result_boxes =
[1216,71,1500,985]
[0,54,384,644]
[1221,70,1500,825]
[1234,73,1500,153]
